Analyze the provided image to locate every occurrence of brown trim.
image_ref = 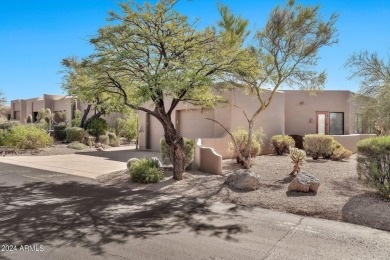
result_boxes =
[316,111,329,135]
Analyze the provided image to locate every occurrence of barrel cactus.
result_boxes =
[290,147,306,176]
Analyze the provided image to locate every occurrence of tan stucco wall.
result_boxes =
[284,90,355,136]
[331,134,376,153]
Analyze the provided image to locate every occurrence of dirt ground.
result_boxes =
[98,154,390,232]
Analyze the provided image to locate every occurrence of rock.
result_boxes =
[225,169,261,191]
[288,172,320,192]
[149,157,163,168]
[127,158,140,170]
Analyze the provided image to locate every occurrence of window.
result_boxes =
[355,114,363,134]
[329,112,344,135]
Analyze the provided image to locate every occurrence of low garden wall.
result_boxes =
[330,134,376,153]
[194,139,222,175]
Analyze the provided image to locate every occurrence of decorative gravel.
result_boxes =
[101,154,390,231]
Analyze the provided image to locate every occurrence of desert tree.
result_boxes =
[62,0,250,180]
[345,51,390,135]
[210,0,338,168]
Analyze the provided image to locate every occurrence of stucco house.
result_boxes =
[138,89,375,161]
[10,94,120,126]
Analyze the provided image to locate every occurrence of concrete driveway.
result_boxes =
[0,147,160,179]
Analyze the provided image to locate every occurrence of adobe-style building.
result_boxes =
[138,89,375,169]
[10,94,120,126]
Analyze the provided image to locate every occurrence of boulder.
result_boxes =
[225,169,261,191]
[288,172,320,192]
[149,157,163,168]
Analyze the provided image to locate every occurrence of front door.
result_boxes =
[316,111,328,135]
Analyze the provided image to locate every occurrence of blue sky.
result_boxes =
[1,0,390,103]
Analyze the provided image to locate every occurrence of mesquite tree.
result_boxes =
[345,51,390,135]
[62,0,249,180]
[227,0,338,168]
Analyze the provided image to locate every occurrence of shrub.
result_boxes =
[331,140,352,160]
[109,137,121,147]
[357,136,390,198]
[86,117,108,138]
[228,128,264,159]
[290,147,306,175]
[127,158,140,170]
[303,134,334,160]
[115,117,137,141]
[160,138,195,169]
[67,141,88,150]
[129,158,164,183]
[53,122,67,141]
[71,110,82,127]
[26,114,33,124]
[66,127,85,143]
[271,135,295,155]
[99,134,109,145]
[0,120,20,131]
[0,129,4,144]
[2,125,53,149]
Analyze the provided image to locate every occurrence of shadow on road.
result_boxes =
[75,149,160,163]
[0,181,249,256]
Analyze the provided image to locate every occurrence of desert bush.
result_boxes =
[115,117,137,141]
[67,141,88,150]
[2,125,53,149]
[71,109,82,127]
[0,120,20,130]
[99,134,109,145]
[109,137,121,147]
[290,147,306,175]
[53,122,67,141]
[0,129,4,144]
[229,128,264,159]
[160,138,195,169]
[127,158,140,170]
[357,136,390,198]
[26,114,33,124]
[66,127,85,143]
[331,140,352,160]
[86,117,108,138]
[129,158,164,183]
[271,135,295,155]
[303,134,334,160]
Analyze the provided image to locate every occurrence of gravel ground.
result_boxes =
[99,154,390,231]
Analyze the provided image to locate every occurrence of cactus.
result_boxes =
[26,114,33,124]
[290,147,306,176]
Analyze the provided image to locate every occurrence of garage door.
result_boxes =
[148,115,164,150]
[178,109,215,138]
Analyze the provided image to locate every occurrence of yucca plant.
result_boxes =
[290,147,306,176]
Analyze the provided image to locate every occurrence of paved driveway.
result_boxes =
[0,148,160,179]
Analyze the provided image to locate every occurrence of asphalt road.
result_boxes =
[1,162,390,260]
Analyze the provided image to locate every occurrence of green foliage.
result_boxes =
[108,132,120,146]
[331,140,352,160]
[26,114,33,124]
[1,125,53,149]
[86,117,108,138]
[56,111,68,122]
[35,119,49,131]
[0,121,20,131]
[67,141,88,150]
[129,158,164,183]
[271,135,295,155]
[357,136,390,198]
[115,116,138,141]
[37,108,52,124]
[303,134,334,160]
[99,134,109,145]
[345,51,390,135]
[71,109,82,127]
[127,158,140,171]
[53,122,67,141]
[160,138,195,169]
[0,129,4,144]
[229,128,264,158]
[66,127,85,143]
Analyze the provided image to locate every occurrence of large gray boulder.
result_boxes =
[225,169,261,191]
[288,172,320,192]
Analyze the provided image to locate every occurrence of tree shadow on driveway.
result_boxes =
[75,149,160,163]
[0,181,250,256]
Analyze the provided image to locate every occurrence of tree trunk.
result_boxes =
[82,111,103,129]
[80,104,92,128]
[155,108,186,180]
[242,120,254,169]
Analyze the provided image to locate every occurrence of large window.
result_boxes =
[329,112,344,135]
